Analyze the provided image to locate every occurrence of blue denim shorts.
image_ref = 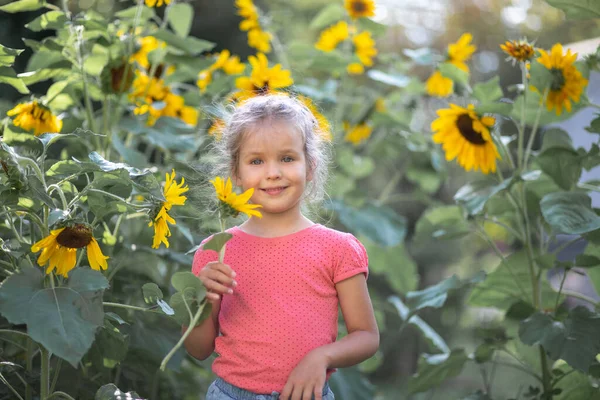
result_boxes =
[206,377,335,400]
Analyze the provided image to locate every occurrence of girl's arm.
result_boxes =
[280,274,379,399]
[321,273,380,367]
[182,299,221,361]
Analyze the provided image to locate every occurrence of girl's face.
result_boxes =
[235,120,312,218]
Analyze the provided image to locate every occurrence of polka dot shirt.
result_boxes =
[191,223,369,394]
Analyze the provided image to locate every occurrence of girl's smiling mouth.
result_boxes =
[261,186,287,195]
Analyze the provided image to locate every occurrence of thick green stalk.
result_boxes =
[40,347,50,400]
[25,339,34,400]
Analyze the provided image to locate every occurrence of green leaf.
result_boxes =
[18,60,71,85]
[545,0,600,19]
[337,148,375,179]
[0,267,44,325]
[169,290,209,326]
[142,283,163,304]
[406,272,485,313]
[438,62,469,86]
[328,200,407,247]
[25,10,67,31]
[364,242,419,294]
[114,5,155,21]
[473,343,495,363]
[473,77,503,103]
[528,59,556,92]
[536,148,581,190]
[511,88,586,125]
[468,251,561,311]
[585,114,600,134]
[83,44,109,76]
[540,192,600,235]
[171,271,205,298]
[554,363,600,400]
[202,232,233,253]
[329,366,375,400]
[540,128,574,151]
[309,4,346,30]
[366,69,410,88]
[474,102,512,116]
[46,159,99,177]
[519,307,600,373]
[454,178,513,216]
[588,266,600,297]
[167,3,193,37]
[0,66,30,94]
[408,349,469,394]
[0,44,24,67]
[95,384,143,400]
[0,0,47,13]
[461,391,492,400]
[89,320,129,369]
[152,29,215,55]
[388,296,449,354]
[414,205,470,241]
[26,269,107,367]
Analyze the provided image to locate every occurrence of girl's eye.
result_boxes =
[250,159,262,165]
[282,156,294,162]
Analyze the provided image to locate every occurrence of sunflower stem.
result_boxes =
[47,184,68,210]
[554,268,569,313]
[40,347,50,400]
[523,88,549,169]
[517,61,528,172]
[103,302,154,312]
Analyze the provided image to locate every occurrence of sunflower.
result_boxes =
[235,0,272,53]
[315,21,350,52]
[344,122,373,145]
[149,169,189,249]
[130,36,166,70]
[208,118,226,140]
[161,93,199,126]
[447,33,476,72]
[247,29,272,53]
[234,53,293,99]
[535,43,588,116]
[353,31,377,67]
[347,62,365,75]
[344,0,375,19]
[426,70,454,97]
[500,39,535,64]
[31,224,109,277]
[145,0,170,6]
[298,95,332,142]
[211,176,263,219]
[7,101,63,136]
[431,104,500,174]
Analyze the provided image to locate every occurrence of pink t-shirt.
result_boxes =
[191,223,369,394]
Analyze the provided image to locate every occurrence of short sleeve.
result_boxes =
[191,236,219,276]
[333,233,369,284]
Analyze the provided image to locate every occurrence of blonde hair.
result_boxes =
[212,94,331,204]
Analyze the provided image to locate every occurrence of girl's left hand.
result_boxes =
[280,349,329,400]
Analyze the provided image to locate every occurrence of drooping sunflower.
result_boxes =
[298,95,332,142]
[211,176,263,219]
[344,0,376,19]
[315,21,350,52]
[7,101,62,136]
[500,39,535,64]
[31,224,109,277]
[344,122,373,145]
[426,70,454,97]
[234,53,293,100]
[431,104,500,174]
[447,33,476,72]
[535,43,588,116]
[149,169,189,249]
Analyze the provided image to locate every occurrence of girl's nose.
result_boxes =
[266,162,282,179]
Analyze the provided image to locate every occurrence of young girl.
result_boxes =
[185,94,379,400]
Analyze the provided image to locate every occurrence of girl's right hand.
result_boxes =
[197,261,237,303]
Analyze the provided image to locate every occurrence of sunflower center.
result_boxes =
[457,114,486,145]
[56,225,93,248]
[550,68,566,91]
[352,0,367,12]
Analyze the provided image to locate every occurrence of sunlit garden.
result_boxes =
[1,0,600,399]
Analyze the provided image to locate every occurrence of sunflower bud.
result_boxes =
[101,60,135,94]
